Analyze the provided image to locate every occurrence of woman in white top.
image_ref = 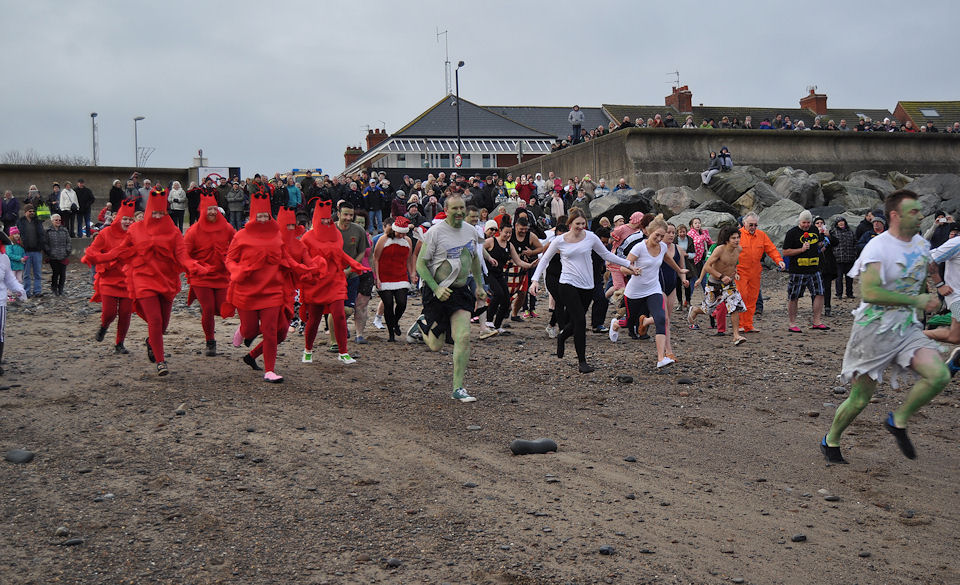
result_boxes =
[58,181,80,238]
[618,216,687,368]
[531,208,639,373]
[167,181,187,232]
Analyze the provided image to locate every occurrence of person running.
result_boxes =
[82,199,136,354]
[372,216,415,342]
[299,200,368,365]
[184,190,236,356]
[507,217,544,321]
[482,219,534,338]
[656,222,688,360]
[408,194,487,402]
[115,187,203,376]
[822,190,951,463]
[688,226,748,346]
[618,216,687,367]
[542,219,569,339]
[530,209,639,373]
[925,222,960,345]
[224,192,302,382]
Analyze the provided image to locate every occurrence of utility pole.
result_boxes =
[90,112,99,166]
[437,28,451,95]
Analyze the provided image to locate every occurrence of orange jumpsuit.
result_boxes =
[736,227,783,332]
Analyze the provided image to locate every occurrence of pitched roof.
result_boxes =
[603,103,894,128]
[484,106,614,139]
[896,101,960,130]
[394,95,552,138]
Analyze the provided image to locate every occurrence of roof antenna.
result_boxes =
[437,28,451,95]
[666,70,680,87]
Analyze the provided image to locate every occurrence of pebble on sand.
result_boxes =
[5,449,35,464]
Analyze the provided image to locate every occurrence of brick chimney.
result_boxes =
[800,88,828,115]
[366,128,389,151]
[665,86,693,114]
[344,146,363,168]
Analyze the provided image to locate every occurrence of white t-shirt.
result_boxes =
[931,234,960,307]
[532,231,630,290]
[849,231,931,331]
[624,240,668,299]
[421,220,482,288]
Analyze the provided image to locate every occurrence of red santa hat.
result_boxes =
[392,216,410,233]
[434,211,447,221]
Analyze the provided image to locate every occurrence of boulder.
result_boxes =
[822,182,883,211]
[688,185,721,207]
[589,189,651,223]
[906,175,960,214]
[757,198,805,247]
[669,210,738,239]
[651,186,694,219]
[846,172,895,198]
[733,182,781,215]
[888,171,914,189]
[696,199,739,217]
[773,171,823,208]
[708,166,765,204]
[811,172,836,185]
[919,193,941,217]
[766,166,796,183]
[809,206,846,220]
[821,181,883,209]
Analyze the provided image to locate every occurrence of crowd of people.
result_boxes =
[0,167,957,462]
[552,104,960,152]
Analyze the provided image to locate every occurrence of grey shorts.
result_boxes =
[840,320,941,388]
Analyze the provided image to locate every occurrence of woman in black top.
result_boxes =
[483,220,533,337]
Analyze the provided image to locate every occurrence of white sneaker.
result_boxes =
[406,317,424,343]
[485,321,495,329]
[301,350,313,363]
[373,315,385,330]
[656,357,675,369]
[608,318,619,342]
[338,353,357,364]
[451,387,477,402]
[545,325,557,339]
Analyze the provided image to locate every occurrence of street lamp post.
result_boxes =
[455,60,464,159]
[90,112,98,166]
[134,116,145,167]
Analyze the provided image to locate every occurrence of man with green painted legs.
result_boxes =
[822,190,950,463]
[412,194,486,402]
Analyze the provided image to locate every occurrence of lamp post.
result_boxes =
[455,60,464,158]
[90,112,98,166]
[134,116,145,167]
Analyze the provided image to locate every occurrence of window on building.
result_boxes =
[920,108,941,117]
[439,154,450,167]
[421,154,429,168]
[460,154,471,168]
[482,154,493,168]
[396,154,406,168]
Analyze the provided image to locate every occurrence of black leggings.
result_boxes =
[50,259,67,292]
[835,262,854,298]
[379,288,408,335]
[486,271,511,329]
[558,283,593,363]
[626,293,666,335]
[546,272,564,328]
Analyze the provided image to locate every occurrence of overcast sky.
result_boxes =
[3,0,958,177]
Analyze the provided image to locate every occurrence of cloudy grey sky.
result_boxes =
[3,0,958,176]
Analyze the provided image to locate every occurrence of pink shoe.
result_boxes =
[263,371,284,383]
[232,326,243,348]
